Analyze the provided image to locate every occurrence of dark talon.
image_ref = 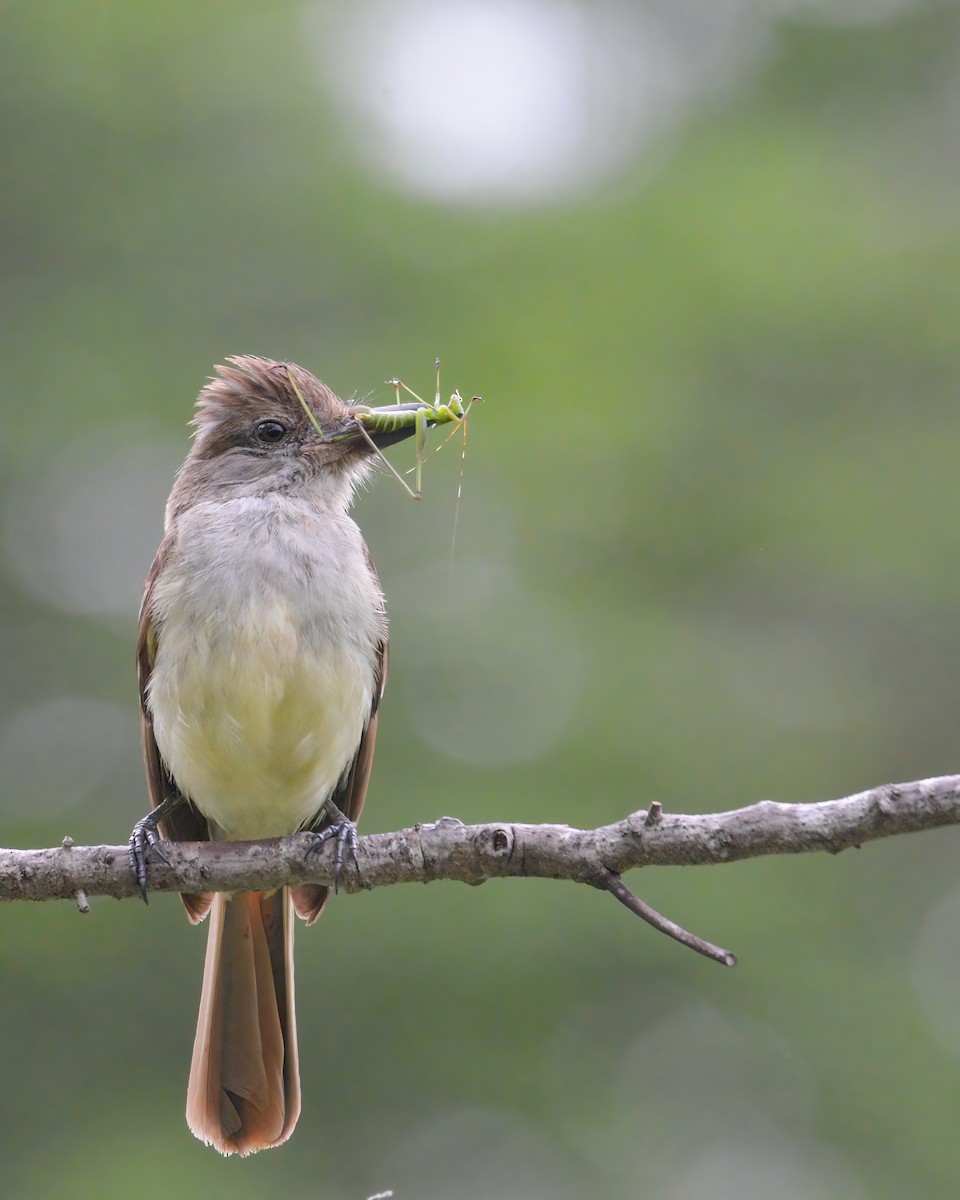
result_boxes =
[128,795,179,903]
[306,806,360,893]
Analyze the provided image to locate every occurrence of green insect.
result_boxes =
[352,359,479,501]
[288,358,479,502]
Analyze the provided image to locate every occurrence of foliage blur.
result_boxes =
[3,2,960,1196]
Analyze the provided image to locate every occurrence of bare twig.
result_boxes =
[601,872,736,967]
[1,774,958,966]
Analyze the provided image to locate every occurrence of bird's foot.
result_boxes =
[128,800,177,903]
[306,801,360,893]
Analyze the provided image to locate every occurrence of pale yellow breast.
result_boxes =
[149,592,375,840]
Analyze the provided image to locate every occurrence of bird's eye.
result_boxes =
[254,420,287,444]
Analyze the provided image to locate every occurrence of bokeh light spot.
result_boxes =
[311,0,773,206]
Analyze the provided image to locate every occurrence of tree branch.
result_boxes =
[3,775,958,967]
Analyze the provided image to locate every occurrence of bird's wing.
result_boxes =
[138,535,213,924]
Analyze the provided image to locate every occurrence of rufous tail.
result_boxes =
[186,889,300,1155]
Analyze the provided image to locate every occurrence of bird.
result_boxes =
[130,355,413,1154]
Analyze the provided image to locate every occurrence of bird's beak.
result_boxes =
[360,423,418,450]
[330,405,425,452]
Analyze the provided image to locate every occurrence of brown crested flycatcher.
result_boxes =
[130,356,414,1155]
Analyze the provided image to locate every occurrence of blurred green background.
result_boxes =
[3,1,960,1196]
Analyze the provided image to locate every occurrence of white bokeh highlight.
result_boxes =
[311,0,772,206]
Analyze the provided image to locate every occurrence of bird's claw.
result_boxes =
[306,810,360,894]
[128,811,170,903]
